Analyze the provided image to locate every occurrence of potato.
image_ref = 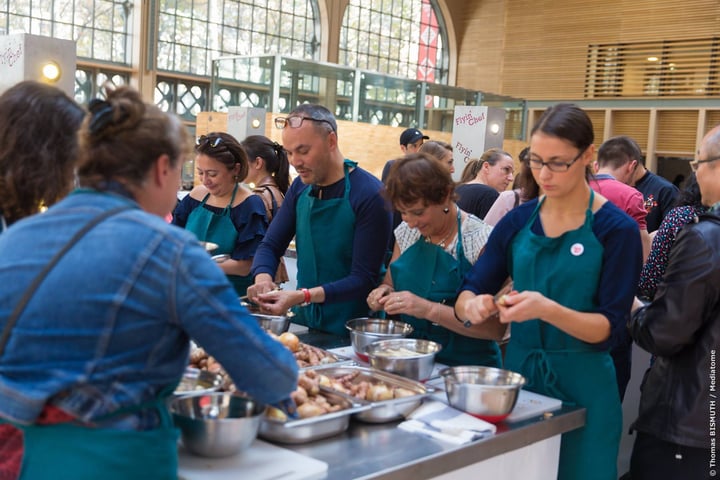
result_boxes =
[297,402,326,419]
[366,384,393,402]
[279,332,300,352]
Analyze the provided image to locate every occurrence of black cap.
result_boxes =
[400,128,429,146]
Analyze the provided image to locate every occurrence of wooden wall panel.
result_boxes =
[706,111,720,133]
[610,110,650,149]
[655,110,698,154]
[585,110,606,145]
[452,0,720,99]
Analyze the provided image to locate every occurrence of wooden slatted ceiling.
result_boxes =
[656,110,698,154]
[611,111,650,150]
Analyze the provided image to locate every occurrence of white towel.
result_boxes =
[397,399,496,445]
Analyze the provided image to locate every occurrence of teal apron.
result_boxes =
[293,160,369,335]
[5,391,179,480]
[185,183,252,295]
[390,211,501,367]
[505,192,621,480]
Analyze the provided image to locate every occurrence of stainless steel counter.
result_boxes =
[290,330,586,480]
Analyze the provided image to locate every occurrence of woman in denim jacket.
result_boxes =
[0,86,298,479]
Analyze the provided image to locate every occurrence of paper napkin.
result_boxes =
[397,399,496,445]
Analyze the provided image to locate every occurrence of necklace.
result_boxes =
[426,219,456,248]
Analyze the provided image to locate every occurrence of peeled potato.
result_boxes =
[497,294,509,306]
[366,384,393,402]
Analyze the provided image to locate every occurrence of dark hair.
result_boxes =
[673,172,703,209]
[77,86,191,189]
[288,103,337,137]
[531,103,594,153]
[241,135,291,193]
[514,146,540,202]
[459,148,512,183]
[195,131,249,181]
[597,135,644,169]
[0,81,85,225]
[419,140,452,162]
[384,152,455,208]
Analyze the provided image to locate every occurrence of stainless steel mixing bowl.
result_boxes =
[171,392,264,457]
[365,338,441,381]
[345,318,414,361]
[439,366,526,422]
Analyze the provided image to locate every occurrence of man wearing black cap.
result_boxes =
[381,128,429,183]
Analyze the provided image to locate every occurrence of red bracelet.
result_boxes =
[300,288,311,307]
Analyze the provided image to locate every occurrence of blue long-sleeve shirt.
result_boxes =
[251,166,392,303]
[461,198,642,351]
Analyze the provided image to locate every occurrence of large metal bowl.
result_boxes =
[171,392,265,457]
[439,366,526,423]
[241,301,294,335]
[365,338,441,381]
[345,318,414,362]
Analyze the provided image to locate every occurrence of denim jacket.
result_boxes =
[0,191,298,429]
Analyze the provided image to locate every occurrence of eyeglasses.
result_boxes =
[274,116,336,132]
[690,155,720,172]
[529,148,586,173]
[196,135,223,148]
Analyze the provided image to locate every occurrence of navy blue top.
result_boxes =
[251,166,392,303]
[634,171,679,233]
[172,194,268,260]
[460,197,642,351]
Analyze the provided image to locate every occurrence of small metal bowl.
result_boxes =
[174,368,224,396]
[365,338,441,381]
[439,366,526,423]
[241,301,294,335]
[171,392,265,458]
[345,318,414,362]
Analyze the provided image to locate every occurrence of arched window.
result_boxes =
[156,0,321,76]
[339,0,448,84]
[0,1,132,103]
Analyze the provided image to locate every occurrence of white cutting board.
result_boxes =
[178,439,328,480]
[505,389,563,423]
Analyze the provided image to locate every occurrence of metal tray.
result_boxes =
[259,389,369,444]
[295,344,355,370]
[308,365,434,423]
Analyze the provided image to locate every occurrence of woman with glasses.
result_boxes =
[455,103,642,480]
[172,132,268,295]
[0,86,297,479]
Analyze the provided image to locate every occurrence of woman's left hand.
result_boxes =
[496,290,550,324]
[255,289,296,316]
[378,290,424,317]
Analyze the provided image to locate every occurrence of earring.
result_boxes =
[443,206,450,214]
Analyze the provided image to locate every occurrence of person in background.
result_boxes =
[483,147,540,226]
[241,134,291,284]
[418,140,454,174]
[593,137,652,261]
[382,128,430,253]
[455,103,642,480]
[599,135,679,232]
[459,147,515,193]
[172,132,268,295]
[0,81,85,233]
[637,172,706,300]
[248,104,391,336]
[590,139,654,402]
[381,128,429,183]
[367,153,503,367]
[0,86,297,479]
[628,125,720,480]
[456,149,513,219]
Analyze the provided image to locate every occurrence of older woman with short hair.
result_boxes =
[366,152,504,367]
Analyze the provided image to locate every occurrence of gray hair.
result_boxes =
[288,103,337,136]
